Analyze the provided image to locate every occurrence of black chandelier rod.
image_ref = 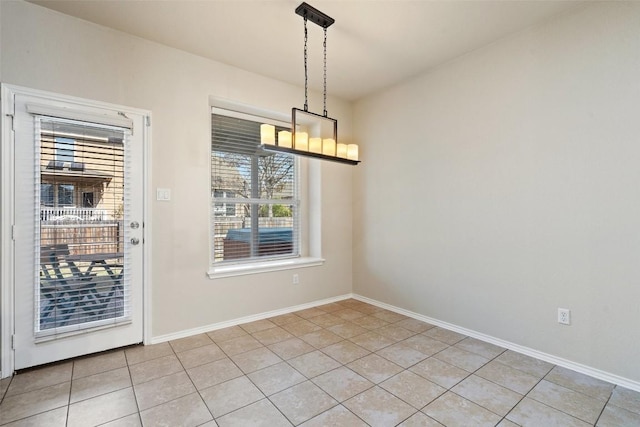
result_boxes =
[296,3,334,117]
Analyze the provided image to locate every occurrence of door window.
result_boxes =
[38,118,127,334]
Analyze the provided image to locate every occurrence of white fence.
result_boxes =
[40,208,109,221]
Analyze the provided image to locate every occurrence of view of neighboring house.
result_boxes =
[39,122,124,222]
[211,154,243,218]
[38,121,126,256]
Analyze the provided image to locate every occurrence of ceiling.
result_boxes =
[29,0,584,101]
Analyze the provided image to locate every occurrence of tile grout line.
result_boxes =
[1,361,72,399]
[196,329,274,422]
[449,346,520,425]
[224,308,335,426]
[593,391,614,426]
[152,323,591,427]
[124,350,143,426]
[0,376,14,406]
[401,339,506,424]
[0,307,503,426]
[332,303,428,425]
[70,349,146,425]
[117,342,205,422]
[501,368,574,426]
[541,367,617,402]
[407,337,585,424]
[273,309,418,425]
[216,315,326,425]
[288,301,382,426]
[524,371,612,425]
[0,363,74,425]
[167,338,216,425]
[445,346,561,426]
[257,302,378,425]
[213,338,280,425]
[7,299,633,426]
[259,311,341,426]
[66,360,75,426]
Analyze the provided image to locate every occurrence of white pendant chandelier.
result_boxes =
[261,2,360,165]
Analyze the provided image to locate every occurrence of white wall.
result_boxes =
[5,0,639,386]
[1,0,353,338]
[354,2,640,383]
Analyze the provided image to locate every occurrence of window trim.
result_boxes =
[208,97,324,279]
[207,256,325,279]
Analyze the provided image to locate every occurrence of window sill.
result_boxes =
[208,257,325,279]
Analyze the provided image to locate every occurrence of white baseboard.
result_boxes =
[149,293,354,345]
[352,294,640,393]
[148,291,639,392]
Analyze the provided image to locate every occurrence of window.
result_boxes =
[82,192,94,208]
[211,109,299,265]
[37,117,129,332]
[57,184,75,206]
[41,184,54,206]
[39,183,75,207]
[213,190,236,217]
[54,137,75,162]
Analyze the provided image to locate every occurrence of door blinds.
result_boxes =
[35,117,131,337]
[211,110,300,264]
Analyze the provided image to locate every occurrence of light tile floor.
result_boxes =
[1,299,639,426]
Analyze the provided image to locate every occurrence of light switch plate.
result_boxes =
[156,188,171,201]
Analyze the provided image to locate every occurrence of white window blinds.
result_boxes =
[36,117,130,337]
[211,109,299,264]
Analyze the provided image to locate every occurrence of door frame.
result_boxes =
[0,84,152,378]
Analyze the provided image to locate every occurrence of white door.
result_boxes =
[10,89,147,369]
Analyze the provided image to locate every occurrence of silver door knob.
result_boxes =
[130,221,140,229]
[131,237,140,245]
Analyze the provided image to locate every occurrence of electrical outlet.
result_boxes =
[292,274,299,285]
[558,308,571,325]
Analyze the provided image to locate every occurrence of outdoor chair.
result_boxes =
[39,244,123,328]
